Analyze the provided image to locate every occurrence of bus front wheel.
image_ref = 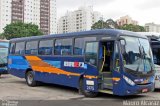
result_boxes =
[26,71,37,87]
[79,78,98,98]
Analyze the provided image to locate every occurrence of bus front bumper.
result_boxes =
[123,83,154,96]
[0,68,8,74]
[155,80,160,89]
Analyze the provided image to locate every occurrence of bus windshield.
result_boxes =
[0,42,9,65]
[121,36,153,74]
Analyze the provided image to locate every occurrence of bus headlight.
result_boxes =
[123,75,135,86]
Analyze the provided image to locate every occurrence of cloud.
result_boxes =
[136,0,160,10]
[57,0,160,25]
[57,0,116,17]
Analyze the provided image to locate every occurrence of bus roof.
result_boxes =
[0,40,9,42]
[10,29,147,42]
[137,32,160,37]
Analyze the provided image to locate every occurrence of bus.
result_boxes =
[137,32,160,89]
[8,29,155,97]
[0,40,9,76]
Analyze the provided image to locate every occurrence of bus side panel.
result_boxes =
[34,56,98,88]
[34,56,99,89]
[8,56,30,78]
[35,71,79,88]
[8,55,99,89]
[32,56,85,88]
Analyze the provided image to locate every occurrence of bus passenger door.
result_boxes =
[99,41,115,91]
[84,41,99,92]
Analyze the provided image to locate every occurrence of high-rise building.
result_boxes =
[0,0,57,35]
[0,0,12,33]
[58,6,102,34]
[145,23,160,33]
[116,15,138,26]
[11,0,24,22]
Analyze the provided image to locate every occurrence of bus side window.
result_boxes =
[10,43,15,54]
[54,39,72,55]
[85,42,98,66]
[26,41,38,55]
[74,37,96,55]
[15,42,25,55]
[39,40,53,55]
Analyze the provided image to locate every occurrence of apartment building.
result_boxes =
[117,15,138,26]
[0,0,12,33]
[58,6,102,34]
[145,23,160,33]
[0,0,57,35]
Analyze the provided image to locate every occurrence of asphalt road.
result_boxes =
[0,74,160,106]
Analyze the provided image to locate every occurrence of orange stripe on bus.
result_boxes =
[112,77,120,81]
[25,56,81,77]
[84,75,98,79]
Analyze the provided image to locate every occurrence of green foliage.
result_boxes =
[2,21,43,40]
[91,19,119,30]
[119,24,146,32]
[92,18,145,32]
[91,20,108,29]
[0,33,5,39]
[106,19,119,29]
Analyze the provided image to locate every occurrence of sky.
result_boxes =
[57,0,160,25]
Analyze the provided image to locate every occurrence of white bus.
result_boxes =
[0,40,9,76]
[137,32,160,89]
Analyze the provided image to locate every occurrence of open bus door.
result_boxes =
[84,40,121,94]
[98,41,115,93]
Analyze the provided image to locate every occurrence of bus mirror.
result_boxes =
[120,39,126,45]
[117,37,126,45]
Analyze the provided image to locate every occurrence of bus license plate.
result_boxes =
[142,88,148,93]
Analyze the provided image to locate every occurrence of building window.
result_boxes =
[39,40,53,55]
[54,39,72,55]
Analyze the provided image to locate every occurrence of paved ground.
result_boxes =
[0,75,160,106]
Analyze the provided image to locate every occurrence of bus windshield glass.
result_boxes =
[0,42,9,65]
[121,36,153,74]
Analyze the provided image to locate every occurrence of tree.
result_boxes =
[106,19,119,29]
[2,21,43,40]
[119,24,146,32]
[91,19,119,30]
[0,33,3,39]
[91,20,108,30]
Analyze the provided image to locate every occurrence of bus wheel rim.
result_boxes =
[28,73,33,84]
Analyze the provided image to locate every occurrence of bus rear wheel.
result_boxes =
[79,78,98,98]
[26,71,37,87]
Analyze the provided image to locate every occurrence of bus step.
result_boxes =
[101,72,112,78]
[103,78,112,84]
[103,83,113,89]
[99,89,113,94]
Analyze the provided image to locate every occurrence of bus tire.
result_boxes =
[79,78,98,98]
[26,71,37,87]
